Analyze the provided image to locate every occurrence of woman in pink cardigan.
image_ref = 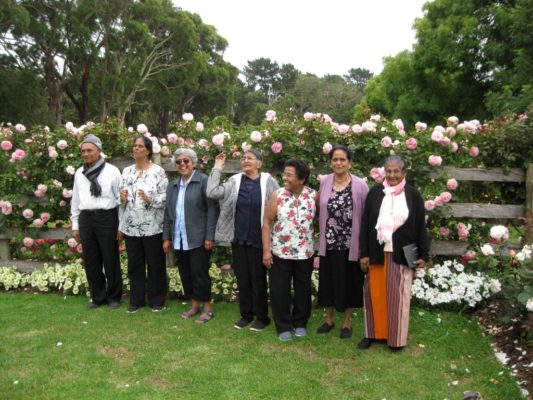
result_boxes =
[316,145,369,339]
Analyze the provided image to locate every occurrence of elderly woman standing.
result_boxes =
[163,148,219,323]
[119,136,168,313]
[207,149,279,331]
[358,155,430,351]
[316,145,369,339]
[262,159,316,341]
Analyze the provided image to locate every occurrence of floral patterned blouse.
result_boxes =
[119,163,168,237]
[325,183,353,250]
[271,186,316,260]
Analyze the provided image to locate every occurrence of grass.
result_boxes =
[0,292,522,400]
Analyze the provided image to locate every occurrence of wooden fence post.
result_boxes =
[526,163,533,244]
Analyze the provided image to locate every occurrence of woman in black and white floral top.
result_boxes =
[119,136,168,313]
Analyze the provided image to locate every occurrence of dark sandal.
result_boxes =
[181,306,200,319]
[195,310,215,324]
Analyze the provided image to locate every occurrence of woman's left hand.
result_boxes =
[138,189,151,204]
[413,259,426,269]
[204,240,214,251]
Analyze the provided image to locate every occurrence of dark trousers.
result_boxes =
[79,208,122,305]
[125,233,167,308]
[175,246,212,302]
[232,243,269,322]
[318,249,364,311]
[268,255,313,334]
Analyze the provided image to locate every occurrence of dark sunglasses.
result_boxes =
[175,159,190,165]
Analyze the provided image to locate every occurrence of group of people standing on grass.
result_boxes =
[71,134,429,351]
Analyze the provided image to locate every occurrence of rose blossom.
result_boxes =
[303,112,315,121]
[22,209,34,219]
[1,140,12,151]
[458,228,469,239]
[66,165,76,175]
[250,131,262,143]
[446,178,458,190]
[67,238,78,248]
[62,189,73,198]
[393,119,404,132]
[128,126,134,133]
[351,124,363,133]
[370,167,385,183]
[434,196,445,207]
[446,127,456,137]
[34,189,45,198]
[198,139,209,149]
[195,122,204,132]
[439,227,451,237]
[59,200,67,207]
[167,133,178,144]
[182,113,194,121]
[15,123,26,132]
[40,212,50,222]
[32,218,44,228]
[57,140,68,150]
[490,225,509,241]
[461,250,476,263]
[23,237,34,247]
[241,142,252,152]
[439,137,451,146]
[439,191,452,203]
[65,121,74,131]
[428,155,442,167]
[49,150,58,159]
[212,134,224,147]
[481,244,495,256]
[415,122,427,132]
[447,116,459,125]
[424,200,436,211]
[469,146,479,157]
[11,149,26,161]
[405,137,417,150]
[137,123,148,134]
[265,110,277,122]
[0,200,13,215]
[152,143,161,154]
[489,279,501,294]
[271,142,283,154]
[362,121,377,132]
[370,114,381,121]
[322,142,332,154]
[380,136,392,148]
[431,130,444,142]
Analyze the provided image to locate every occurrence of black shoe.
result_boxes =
[389,346,404,352]
[233,318,253,330]
[87,302,100,309]
[108,301,121,309]
[127,306,139,313]
[340,327,352,339]
[152,306,164,313]
[316,322,335,334]
[357,337,373,349]
[250,319,270,332]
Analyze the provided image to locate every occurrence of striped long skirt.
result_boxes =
[362,252,414,348]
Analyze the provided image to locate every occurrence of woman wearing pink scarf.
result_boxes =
[358,155,430,351]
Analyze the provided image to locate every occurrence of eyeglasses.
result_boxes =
[175,159,191,165]
[241,156,257,162]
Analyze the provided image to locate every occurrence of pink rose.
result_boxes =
[250,131,262,143]
[241,142,252,152]
[15,123,26,132]
[439,137,451,146]
[201,155,210,164]
[212,134,224,147]
[338,124,350,134]
[11,149,26,161]
[67,238,78,248]
[322,114,332,123]
[32,218,44,228]
[370,167,385,183]
[393,119,404,131]
[447,116,459,126]
[265,110,277,122]
[1,140,12,151]
[195,122,204,132]
[405,137,417,150]
[351,124,363,133]
[198,139,209,149]
[167,133,178,144]
[362,121,377,132]
[57,140,68,150]
[447,178,458,190]
[128,127,134,133]
[62,189,73,198]
[461,250,476,263]
[0,200,13,215]
[23,237,34,247]
[40,212,51,222]
[37,184,47,193]
[428,155,442,167]
[439,191,452,203]
[450,142,459,153]
[380,136,392,148]
[434,196,445,207]
[22,209,34,219]
[49,149,58,159]
[303,112,315,121]
[137,123,148,134]
[271,142,283,154]
[469,146,479,157]
[424,200,436,211]
[322,142,332,154]
[182,113,194,121]
[370,114,381,121]
[518,113,528,121]
[59,200,67,207]
[446,127,456,137]
[439,227,451,237]
[177,137,185,146]
[431,130,444,142]
[34,190,45,198]
[415,122,427,132]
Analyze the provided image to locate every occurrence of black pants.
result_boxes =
[125,233,167,308]
[232,243,269,322]
[175,246,212,302]
[268,255,313,334]
[318,249,364,311]
[79,208,122,305]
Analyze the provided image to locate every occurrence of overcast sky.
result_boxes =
[174,0,429,77]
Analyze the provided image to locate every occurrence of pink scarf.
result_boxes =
[376,178,407,244]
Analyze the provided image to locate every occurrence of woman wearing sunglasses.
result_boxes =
[163,148,220,323]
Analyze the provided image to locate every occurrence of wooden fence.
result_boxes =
[1,158,531,271]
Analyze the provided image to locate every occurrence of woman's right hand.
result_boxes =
[263,250,273,269]
[163,240,172,254]
[360,257,370,273]
[120,188,128,203]
[214,153,226,169]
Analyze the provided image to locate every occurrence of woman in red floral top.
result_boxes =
[262,159,317,341]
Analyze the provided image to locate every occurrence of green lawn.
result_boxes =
[0,292,521,400]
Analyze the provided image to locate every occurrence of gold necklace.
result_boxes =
[333,175,350,191]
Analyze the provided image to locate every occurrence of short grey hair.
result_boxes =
[173,148,198,163]
[244,148,263,162]
[384,155,407,171]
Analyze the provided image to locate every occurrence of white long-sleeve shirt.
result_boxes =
[71,163,122,230]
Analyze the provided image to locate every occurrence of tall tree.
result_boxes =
[344,67,374,91]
